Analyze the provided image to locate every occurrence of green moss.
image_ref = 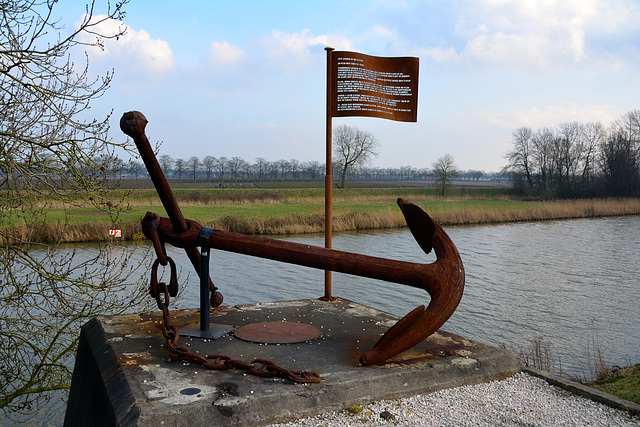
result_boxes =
[589,365,640,405]
[347,404,363,415]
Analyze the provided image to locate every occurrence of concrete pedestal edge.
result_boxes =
[64,318,140,426]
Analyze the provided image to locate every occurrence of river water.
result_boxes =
[116,215,640,378]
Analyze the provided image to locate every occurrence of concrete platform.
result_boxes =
[64,298,521,426]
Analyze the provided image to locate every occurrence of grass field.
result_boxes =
[589,364,640,405]
[3,186,640,243]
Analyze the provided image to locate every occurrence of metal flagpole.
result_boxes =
[322,46,335,301]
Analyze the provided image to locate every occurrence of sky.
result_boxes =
[59,0,640,172]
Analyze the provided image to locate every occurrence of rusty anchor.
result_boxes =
[121,111,465,366]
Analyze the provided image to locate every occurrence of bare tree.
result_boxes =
[310,161,324,181]
[303,160,322,181]
[158,154,174,175]
[202,155,216,183]
[289,159,301,181]
[188,156,200,183]
[275,159,288,182]
[268,160,279,181]
[577,122,605,188]
[505,127,534,190]
[599,111,640,195]
[612,109,640,145]
[228,156,244,183]
[333,124,379,188]
[556,122,582,193]
[468,170,485,181]
[254,157,268,182]
[504,111,639,197]
[174,158,185,183]
[531,127,554,193]
[127,160,145,179]
[216,156,229,183]
[238,158,250,181]
[432,154,459,196]
[0,0,150,416]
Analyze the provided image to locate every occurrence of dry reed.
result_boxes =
[516,335,557,373]
[2,221,142,244]
[430,198,640,226]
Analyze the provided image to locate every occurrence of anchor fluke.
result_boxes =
[360,199,465,365]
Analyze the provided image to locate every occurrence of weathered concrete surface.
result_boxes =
[64,299,521,426]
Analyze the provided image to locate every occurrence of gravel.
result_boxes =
[269,372,640,426]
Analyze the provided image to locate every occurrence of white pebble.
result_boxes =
[267,373,640,427]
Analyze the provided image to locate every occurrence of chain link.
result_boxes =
[151,259,322,383]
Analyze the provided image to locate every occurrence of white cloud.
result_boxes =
[355,24,417,54]
[78,14,177,74]
[439,0,640,69]
[258,29,354,73]
[207,40,245,66]
[267,29,330,57]
[371,25,398,41]
[421,46,459,62]
[462,103,625,129]
[461,26,549,68]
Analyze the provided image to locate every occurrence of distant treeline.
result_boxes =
[113,156,508,184]
[504,109,640,198]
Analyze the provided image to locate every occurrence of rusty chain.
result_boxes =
[143,212,222,306]
[150,258,322,383]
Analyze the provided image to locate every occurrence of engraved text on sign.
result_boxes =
[331,51,419,122]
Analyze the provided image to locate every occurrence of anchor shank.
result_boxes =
[152,214,457,295]
[209,228,435,290]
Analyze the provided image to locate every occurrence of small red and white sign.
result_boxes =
[108,229,122,238]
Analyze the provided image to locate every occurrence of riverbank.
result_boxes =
[4,192,640,244]
[589,364,640,405]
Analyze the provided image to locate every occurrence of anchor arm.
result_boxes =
[360,219,465,364]
[361,201,465,365]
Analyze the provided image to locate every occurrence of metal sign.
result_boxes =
[330,51,419,122]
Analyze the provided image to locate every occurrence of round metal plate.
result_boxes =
[234,322,322,344]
